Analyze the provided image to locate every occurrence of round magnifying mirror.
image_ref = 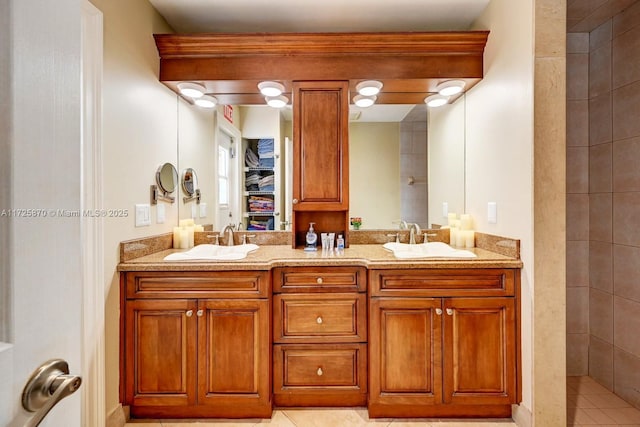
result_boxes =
[156,163,178,195]
[182,168,198,196]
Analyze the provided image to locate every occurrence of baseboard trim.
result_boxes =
[106,404,128,427]
[512,403,532,427]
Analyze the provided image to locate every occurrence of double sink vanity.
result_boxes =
[118,230,522,420]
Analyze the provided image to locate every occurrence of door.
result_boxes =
[369,298,443,407]
[215,125,240,231]
[1,0,86,426]
[197,299,271,416]
[125,299,197,408]
[442,297,517,405]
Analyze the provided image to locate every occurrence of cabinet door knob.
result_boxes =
[292,198,299,204]
[435,308,443,315]
[446,308,454,316]
[316,277,323,284]
[186,310,193,317]
[196,309,204,317]
[316,367,323,376]
[316,316,323,324]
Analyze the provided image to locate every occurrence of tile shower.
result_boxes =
[566,0,640,409]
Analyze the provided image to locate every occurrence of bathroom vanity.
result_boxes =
[119,238,522,419]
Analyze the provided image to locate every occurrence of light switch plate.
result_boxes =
[156,203,165,224]
[135,203,151,227]
[488,202,497,224]
[442,202,448,218]
[199,202,207,218]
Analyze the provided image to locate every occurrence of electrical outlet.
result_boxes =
[199,202,207,218]
[135,203,151,227]
[442,202,448,218]
[488,202,497,224]
[156,203,165,224]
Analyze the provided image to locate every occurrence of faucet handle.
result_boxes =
[206,234,220,245]
[386,233,400,243]
[241,234,256,244]
[423,232,438,243]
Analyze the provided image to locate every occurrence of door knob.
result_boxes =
[21,359,82,427]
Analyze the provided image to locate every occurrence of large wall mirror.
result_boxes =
[175,94,466,231]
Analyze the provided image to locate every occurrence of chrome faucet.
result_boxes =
[409,223,421,244]
[222,223,236,246]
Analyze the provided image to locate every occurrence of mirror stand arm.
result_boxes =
[150,184,176,204]
[183,188,201,204]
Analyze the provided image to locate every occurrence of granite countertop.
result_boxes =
[118,244,523,272]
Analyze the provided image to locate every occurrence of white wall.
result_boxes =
[468,0,535,416]
[350,122,401,229]
[428,97,466,226]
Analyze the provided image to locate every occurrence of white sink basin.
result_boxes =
[383,241,477,259]
[164,243,259,261]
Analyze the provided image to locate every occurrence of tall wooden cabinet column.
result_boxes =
[292,81,349,248]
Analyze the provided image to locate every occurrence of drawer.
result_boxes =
[273,344,367,390]
[273,294,367,343]
[369,268,517,297]
[124,271,269,299]
[273,267,366,293]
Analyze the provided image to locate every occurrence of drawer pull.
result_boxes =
[446,308,454,316]
[316,277,323,284]
[316,367,323,376]
[316,316,323,324]
[435,308,443,315]
[196,309,204,317]
[185,310,193,317]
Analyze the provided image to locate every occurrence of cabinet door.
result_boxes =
[442,297,517,405]
[197,299,271,413]
[369,298,443,407]
[124,299,197,407]
[292,81,349,210]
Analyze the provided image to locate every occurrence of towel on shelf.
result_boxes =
[245,147,259,168]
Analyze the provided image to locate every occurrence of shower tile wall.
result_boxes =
[400,105,428,228]
[567,0,640,409]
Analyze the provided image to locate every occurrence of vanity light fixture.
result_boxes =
[424,94,449,108]
[177,82,206,98]
[194,95,218,108]
[356,80,383,96]
[353,94,376,108]
[258,81,285,97]
[266,95,288,108]
[437,80,466,97]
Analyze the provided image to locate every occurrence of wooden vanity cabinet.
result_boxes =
[368,268,520,418]
[292,81,350,247]
[121,271,272,418]
[272,266,368,406]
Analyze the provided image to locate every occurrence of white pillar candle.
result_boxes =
[194,224,204,232]
[180,228,189,249]
[464,230,475,248]
[460,214,472,230]
[455,229,465,247]
[187,225,195,248]
[173,227,182,248]
[449,227,458,245]
[447,213,457,226]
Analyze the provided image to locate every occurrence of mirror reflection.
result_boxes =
[176,95,466,231]
[182,168,198,196]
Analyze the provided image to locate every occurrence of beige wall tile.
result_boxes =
[568,333,590,376]
[568,53,590,99]
[568,240,590,286]
[613,192,640,246]
[589,91,613,145]
[614,346,640,407]
[614,295,640,355]
[613,243,640,302]
[613,81,640,140]
[568,286,590,333]
[590,241,613,292]
[590,288,614,342]
[613,136,640,191]
[590,142,613,193]
[589,335,615,389]
[568,32,590,53]
[568,193,590,240]
[568,146,590,193]
[589,193,613,242]
[612,24,640,89]
[613,0,640,36]
[591,19,613,50]
[568,100,590,147]
[590,44,612,97]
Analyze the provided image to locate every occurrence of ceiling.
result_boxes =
[148,0,490,121]
[148,0,491,34]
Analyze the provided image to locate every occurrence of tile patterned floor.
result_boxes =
[568,376,640,426]
[124,376,640,427]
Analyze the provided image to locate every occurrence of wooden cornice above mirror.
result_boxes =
[154,31,489,105]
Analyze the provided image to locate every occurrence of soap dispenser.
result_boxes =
[304,222,318,251]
